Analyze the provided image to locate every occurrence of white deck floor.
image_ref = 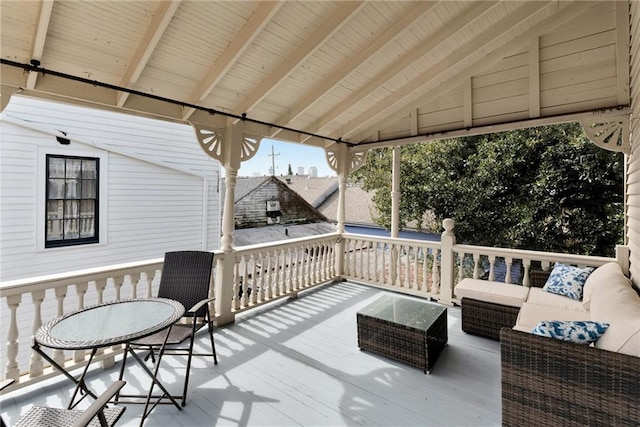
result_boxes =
[0,282,502,426]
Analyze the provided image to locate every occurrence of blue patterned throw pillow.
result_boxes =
[531,320,609,344]
[542,263,594,300]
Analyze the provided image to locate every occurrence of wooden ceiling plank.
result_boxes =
[615,0,630,105]
[26,0,54,90]
[182,1,285,121]
[348,1,593,144]
[463,78,472,127]
[529,37,541,118]
[271,1,439,137]
[305,1,498,139]
[232,1,366,122]
[116,0,181,107]
[340,1,550,139]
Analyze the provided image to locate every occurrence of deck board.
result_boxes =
[0,282,502,426]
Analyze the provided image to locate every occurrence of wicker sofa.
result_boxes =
[500,327,640,426]
[455,270,550,340]
[457,262,640,426]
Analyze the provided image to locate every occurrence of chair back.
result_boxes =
[158,251,214,317]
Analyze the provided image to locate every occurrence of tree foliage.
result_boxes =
[352,123,624,256]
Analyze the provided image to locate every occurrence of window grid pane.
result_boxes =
[46,155,99,247]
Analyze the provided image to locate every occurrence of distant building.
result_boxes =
[308,166,318,177]
[224,176,328,229]
[297,166,305,175]
[277,176,375,226]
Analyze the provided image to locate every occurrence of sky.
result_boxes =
[237,139,336,177]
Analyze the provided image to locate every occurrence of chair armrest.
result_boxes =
[72,380,126,427]
[0,378,15,391]
[187,297,216,315]
[500,328,640,426]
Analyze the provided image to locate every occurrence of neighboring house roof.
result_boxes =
[233,222,336,247]
[234,176,271,202]
[277,176,377,225]
[224,176,328,229]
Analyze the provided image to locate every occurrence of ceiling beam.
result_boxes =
[116,0,181,107]
[339,1,554,140]
[352,107,630,152]
[182,1,284,121]
[231,1,366,123]
[298,0,498,143]
[26,0,54,90]
[270,0,439,138]
[348,1,593,143]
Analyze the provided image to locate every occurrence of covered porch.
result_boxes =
[1,282,501,426]
[1,1,639,425]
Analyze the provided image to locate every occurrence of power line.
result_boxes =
[1,59,347,144]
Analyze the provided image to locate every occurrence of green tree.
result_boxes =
[352,123,624,257]
[288,163,293,175]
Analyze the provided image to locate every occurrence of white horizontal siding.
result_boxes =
[629,0,640,286]
[0,96,221,282]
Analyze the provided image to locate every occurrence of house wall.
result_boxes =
[0,96,221,281]
[629,0,640,286]
[235,178,326,228]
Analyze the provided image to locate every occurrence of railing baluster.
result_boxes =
[29,291,45,378]
[52,287,67,366]
[249,254,258,304]
[457,251,465,282]
[505,257,513,284]
[73,283,88,363]
[256,251,264,302]
[473,254,481,279]
[5,295,21,380]
[522,258,531,287]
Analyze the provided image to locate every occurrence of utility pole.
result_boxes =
[268,144,280,176]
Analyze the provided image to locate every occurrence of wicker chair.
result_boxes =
[117,251,218,407]
[15,380,126,427]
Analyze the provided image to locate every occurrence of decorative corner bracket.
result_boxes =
[192,123,262,163]
[578,114,630,155]
[326,146,367,175]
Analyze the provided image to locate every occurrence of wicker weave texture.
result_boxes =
[357,309,447,374]
[501,328,640,427]
[158,251,214,317]
[461,298,520,341]
[528,270,551,288]
[14,406,124,427]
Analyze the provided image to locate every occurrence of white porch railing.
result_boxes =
[341,234,442,299]
[0,219,628,393]
[0,259,164,392]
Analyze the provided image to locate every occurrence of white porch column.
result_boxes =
[389,146,401,285]
[439,218,456,305]
[192,118,262,326]
[335,145,349,277]
[326,144,367,278]
[390,145,401,238]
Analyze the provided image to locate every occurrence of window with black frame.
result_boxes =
[46,155,99,247]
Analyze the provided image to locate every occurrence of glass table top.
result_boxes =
[357,294,446,332]
[36,298,185,350]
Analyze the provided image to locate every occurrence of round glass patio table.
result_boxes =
[36,298,185,350]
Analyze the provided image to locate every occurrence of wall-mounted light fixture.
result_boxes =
[56,131,70,145]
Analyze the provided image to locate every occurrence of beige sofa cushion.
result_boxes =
[590,284,640,357]
[513,302,592,333]
[582,262,631,310]
[526,287,587,312]
[455,278,529,308]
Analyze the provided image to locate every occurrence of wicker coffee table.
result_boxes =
[357,294,447,374]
